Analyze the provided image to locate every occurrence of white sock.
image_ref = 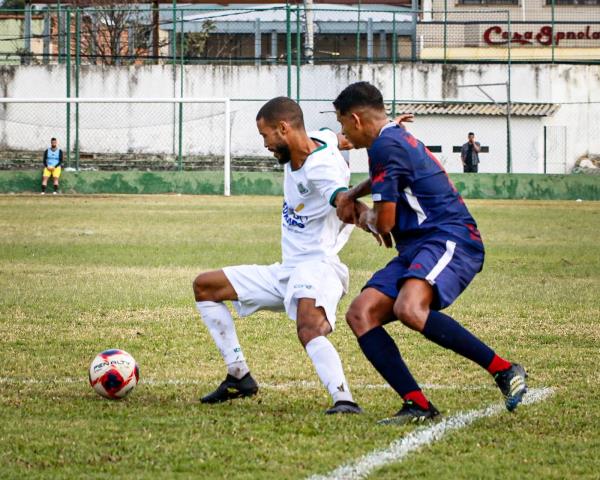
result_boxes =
[305,336,354,404]
[196,301,250,379]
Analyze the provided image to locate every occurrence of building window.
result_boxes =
[547,0,600,4]
[458,0,519,5]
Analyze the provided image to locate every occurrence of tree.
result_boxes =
[1,0,26,10]
[182,20,215,59]
[77,1,168,65]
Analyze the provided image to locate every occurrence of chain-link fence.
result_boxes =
[0,99,230,174]
[1,95,580,176]
[2,4,600,65]
[0,4,598,177]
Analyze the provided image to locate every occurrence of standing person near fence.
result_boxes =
[41,138,63,195]
[461,132,481,173]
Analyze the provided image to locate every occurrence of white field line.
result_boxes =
[307,387,555,480]
[0,377,495,391]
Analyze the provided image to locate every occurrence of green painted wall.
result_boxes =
[0,171,598,200]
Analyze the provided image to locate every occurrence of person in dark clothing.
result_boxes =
[461,132,481,173]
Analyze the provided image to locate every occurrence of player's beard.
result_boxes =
[273,144,292,165]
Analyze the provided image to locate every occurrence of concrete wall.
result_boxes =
[2,171,599,200]
[0,63,598,173]
[349,115,545,174]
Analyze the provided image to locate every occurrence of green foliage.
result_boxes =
[183,20,216,58]
[1,0,25,10]
[0,196,599,478]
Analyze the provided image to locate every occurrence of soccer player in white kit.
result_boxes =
[193,96,362,414]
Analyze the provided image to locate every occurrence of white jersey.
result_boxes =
[281,129,353,267]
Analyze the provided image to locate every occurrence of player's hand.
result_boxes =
[47,166,55,172]
[335,191,356,224]
[395,113,414,127]
[354,200,370,223]
[358,209,394,248]
[357,208,370,231]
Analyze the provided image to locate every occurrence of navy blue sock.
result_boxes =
[358,326,420,397]
[422,310,495,370]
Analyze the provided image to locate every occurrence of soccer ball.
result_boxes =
[89,349,139,399]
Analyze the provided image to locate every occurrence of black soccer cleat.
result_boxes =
[494,363,528,412]
[378,401,440,425]
[200,372,259,404]
[325,400,363,415]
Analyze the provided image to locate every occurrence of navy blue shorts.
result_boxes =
[364,236,485,310]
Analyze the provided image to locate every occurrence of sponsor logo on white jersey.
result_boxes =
[282,201,307,229]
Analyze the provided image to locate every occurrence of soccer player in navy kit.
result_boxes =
[333,82,528,424]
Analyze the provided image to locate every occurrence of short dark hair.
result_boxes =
[51,137,57,141]
[256,96,304,129]
[468,132,475,136]
[333,82,385,115]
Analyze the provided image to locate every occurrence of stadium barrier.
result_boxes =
[0,171,598,200]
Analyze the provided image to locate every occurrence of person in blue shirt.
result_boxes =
[333,82,528,424]
[42,137,63,195]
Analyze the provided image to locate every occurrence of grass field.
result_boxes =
[1,195,599,479]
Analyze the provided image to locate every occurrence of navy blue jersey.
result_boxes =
[368,123,483,250]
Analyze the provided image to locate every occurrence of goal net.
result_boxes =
[0,97,232,195]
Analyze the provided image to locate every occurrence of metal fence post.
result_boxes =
[443,0,447,63]
[551,0,555,63]
[66,7,71,169]
[43,7,50,64]
[254,18,261,66]
[75,8,80,171]
[178,10,184,172]
[224,98,231,196]
[57,1,62,64]
[506,10,512,174]
[392,13,397,117]
[172,1,177,63]
[367,17,374,62]
[296,6,301,102]
[24,2,32,64]
[355,1,361,62]
[543,126,547,174]
[286,3,292,97]
[171,2,177,160]
[410,0,417,61]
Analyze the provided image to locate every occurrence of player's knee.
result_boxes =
[193,273,214,301]
[345,303,370,337]
[394,302,427,331]
[297,321,328,347]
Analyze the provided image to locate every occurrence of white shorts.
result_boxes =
[222,259,349,329]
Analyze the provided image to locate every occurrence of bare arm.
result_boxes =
[359,202,396,235]
[473,141,481,153]
[346,178,372,200]
[357,202,395,248]
[394,113,414,127]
